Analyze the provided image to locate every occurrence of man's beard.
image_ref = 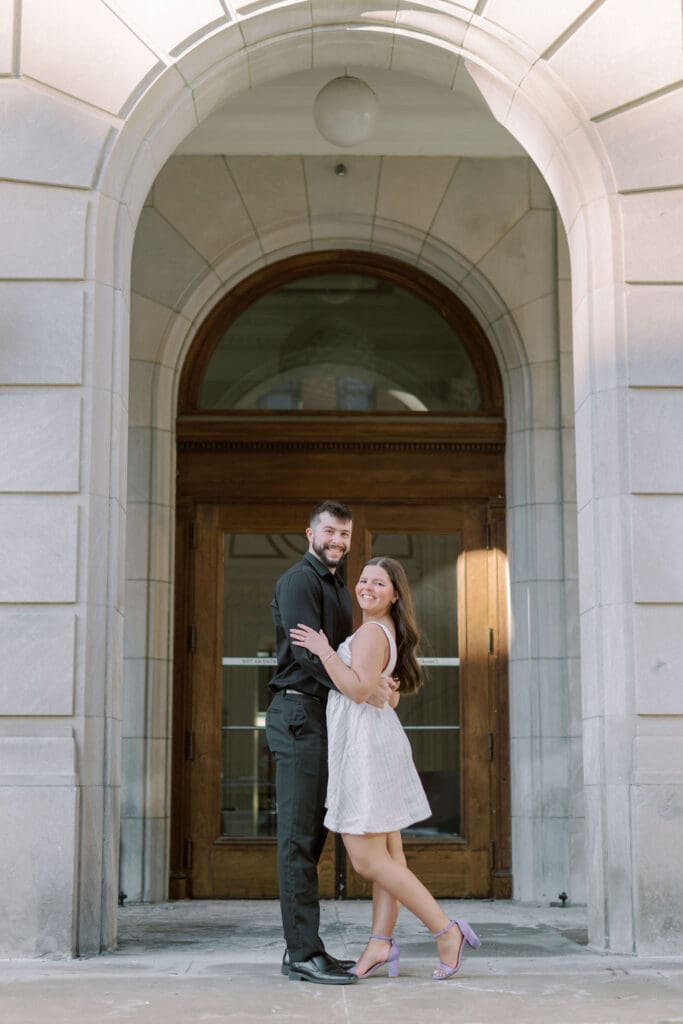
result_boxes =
[312,539,347,569]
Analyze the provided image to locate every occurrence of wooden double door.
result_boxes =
[174,483,510,901]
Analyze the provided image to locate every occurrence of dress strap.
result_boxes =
[363,621,398,675]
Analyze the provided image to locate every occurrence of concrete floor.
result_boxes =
[2,900,683,1024]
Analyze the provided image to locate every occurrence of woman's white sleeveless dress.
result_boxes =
[324,621,432,835]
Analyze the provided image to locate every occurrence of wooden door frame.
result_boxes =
[170,249,511,900]
[170,430,511,901]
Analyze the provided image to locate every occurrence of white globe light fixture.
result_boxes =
[313,76,379,147]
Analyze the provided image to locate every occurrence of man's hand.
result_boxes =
[366,674,394,708]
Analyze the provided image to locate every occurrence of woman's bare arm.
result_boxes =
[290,623,393,704]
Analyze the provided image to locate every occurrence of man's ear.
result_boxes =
[305,527,313,545]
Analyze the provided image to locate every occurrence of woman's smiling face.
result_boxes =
[355,563,396,618]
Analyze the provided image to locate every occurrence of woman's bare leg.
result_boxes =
[371,832,405,933]
[352,833,404,976]
[343,832,465,971]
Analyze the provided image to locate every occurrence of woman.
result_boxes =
[290,556,480,980]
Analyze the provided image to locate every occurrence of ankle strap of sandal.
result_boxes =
[432,919,456,939]
[369,933,392,941]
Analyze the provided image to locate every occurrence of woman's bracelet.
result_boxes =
[322,651,335,665]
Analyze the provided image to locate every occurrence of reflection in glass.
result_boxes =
[220,532,307,839]
[200,273,482,413]
[372,533,462,836]
[220,530,463,839]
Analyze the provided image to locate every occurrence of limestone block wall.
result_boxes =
[465,3,683,954]
[0,7,126,954]
[0,0,681,957]
[592,79,683,955]
[0,0,133,956]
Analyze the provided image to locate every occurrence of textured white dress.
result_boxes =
[324,621,432,835]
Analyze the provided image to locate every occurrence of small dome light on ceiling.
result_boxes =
[313,76,379,147]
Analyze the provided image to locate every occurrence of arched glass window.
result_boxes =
[182,255,502,416]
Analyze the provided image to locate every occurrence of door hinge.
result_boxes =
[489,840,495,870]
[485,521,492,549]
[185,731,194,761]
[188,624,196,652]
[487,733,494,762]
[190,521,198,549]
[185,838,193,872]
[488,627,494,654]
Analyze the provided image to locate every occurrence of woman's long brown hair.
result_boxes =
[363,556,423,695]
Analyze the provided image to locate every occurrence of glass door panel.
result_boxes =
[220,532,305,839]
[343,501,493,898]
[189,506,338,898]
[188,500,498,900]
[372,532,462,838]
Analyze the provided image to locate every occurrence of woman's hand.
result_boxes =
[366,675,400,709]
[290,623,334,661]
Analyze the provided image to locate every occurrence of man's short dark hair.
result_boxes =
[309,500,353,528]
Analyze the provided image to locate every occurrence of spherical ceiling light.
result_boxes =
[313,76,379,147]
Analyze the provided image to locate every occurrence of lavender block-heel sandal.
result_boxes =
[348,934,400,979]
[432,919,481,980]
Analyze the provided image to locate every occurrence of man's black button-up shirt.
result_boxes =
[269,552,353,699]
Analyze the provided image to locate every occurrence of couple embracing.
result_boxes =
[265,500,480,985]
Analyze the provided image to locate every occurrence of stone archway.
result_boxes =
[105,16,620,954]
[11,0,681,958]
[124,142,580,916]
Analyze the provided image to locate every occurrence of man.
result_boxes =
[265,500,392,984]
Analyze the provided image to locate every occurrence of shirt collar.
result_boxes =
[304,550,343,585]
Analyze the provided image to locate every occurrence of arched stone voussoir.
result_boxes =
[239,1,313,47]
[100,10,578,223]
[20,0,165,118]
[149,225,526,418]
[395,1,471,49]
[110,67,198,183]
[312,23,393,71]
[96,81,194,217]
[415,242,529,374]
[109,1,232,62]
[465,55,616,234]
[390,25,460,88]
[94,14,619,363]
[462,16,537,87]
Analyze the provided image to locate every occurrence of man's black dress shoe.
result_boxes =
[286,952,358,984]
[281,949,355,976]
